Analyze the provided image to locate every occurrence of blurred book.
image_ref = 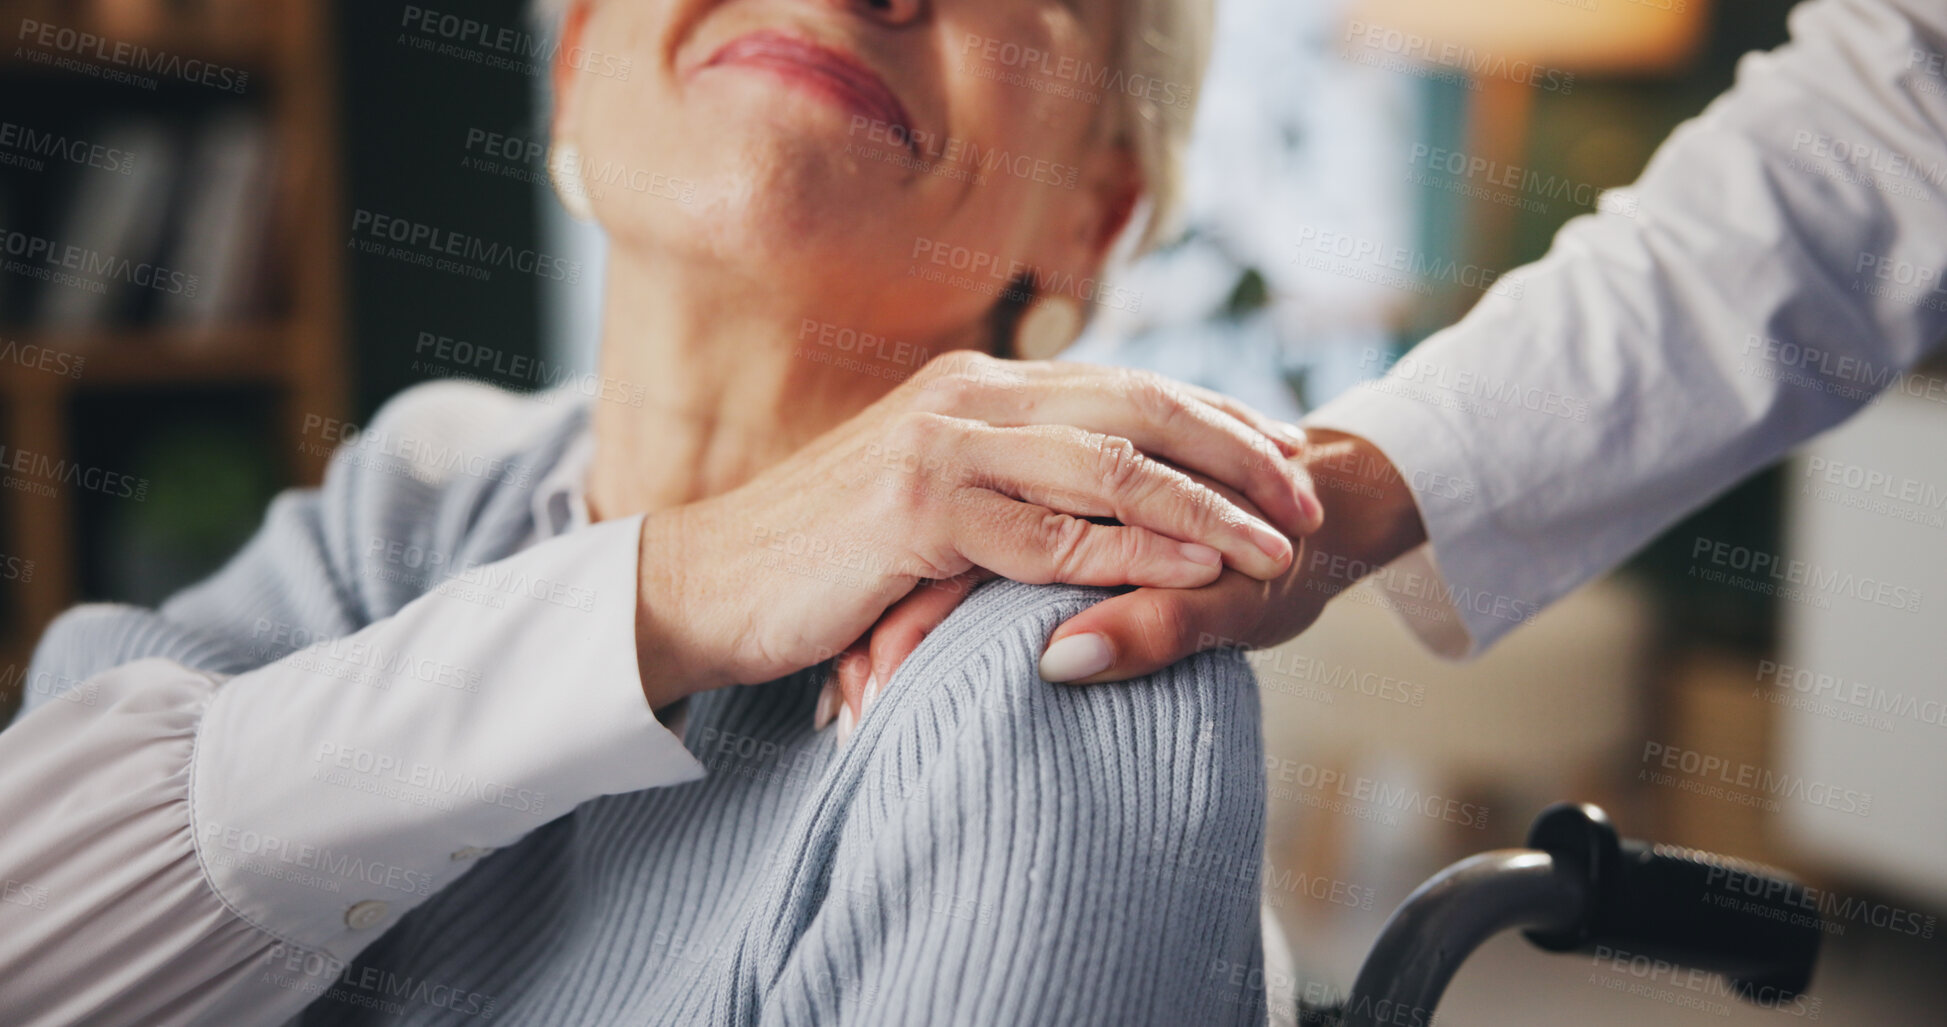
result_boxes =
[37,120,180,331]
[158,110,274,334]
[0,186,11,320]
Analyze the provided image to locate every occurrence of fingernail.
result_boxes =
[835,702,857,745]
[1273,422,1307,454]
[1246,519,1292,564]
[1040,633,1113,683]
[861,673,882,714]
[1179,542,1222,566]
[814,679,838,732]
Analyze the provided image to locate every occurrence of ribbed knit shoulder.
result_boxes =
[745,578,1271,1025]
[856,578,1259,767]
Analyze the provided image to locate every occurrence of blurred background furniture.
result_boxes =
[1781,379,1947,908]
[0,0,543,717]
[1258,576,1656,969]
[0,0,346,710]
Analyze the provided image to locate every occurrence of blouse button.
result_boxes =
[345,900,390,930]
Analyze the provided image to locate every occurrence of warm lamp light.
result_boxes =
[1346,0,1710,76]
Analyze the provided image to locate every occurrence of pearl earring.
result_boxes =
[1013,294,1083,361]
[548,140,595,222]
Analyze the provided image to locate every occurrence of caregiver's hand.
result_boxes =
[1038,430,1427,682]
[631,351,1324,710]
[826,429,1426,726]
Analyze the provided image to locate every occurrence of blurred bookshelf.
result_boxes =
[0,0,347,717]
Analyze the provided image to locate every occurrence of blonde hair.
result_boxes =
[1112,0,1213,253]
[530,0,1213,254]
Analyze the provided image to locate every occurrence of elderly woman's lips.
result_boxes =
[704,31,917,146]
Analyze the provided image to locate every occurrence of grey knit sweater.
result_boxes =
[26,385,1268,1026]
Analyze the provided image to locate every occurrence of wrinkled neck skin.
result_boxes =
[582,243,993,522]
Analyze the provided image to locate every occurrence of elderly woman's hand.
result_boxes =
[630,350,1324,712]
[826,429,1429,733]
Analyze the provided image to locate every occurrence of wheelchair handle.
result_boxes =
[1521,803,1822,1001]
[1328,803,1821,1027]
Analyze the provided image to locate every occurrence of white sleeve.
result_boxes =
[1304,0,1947,657]
[0,514,703,1026]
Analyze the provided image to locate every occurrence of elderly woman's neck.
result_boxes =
[582,250,985,520]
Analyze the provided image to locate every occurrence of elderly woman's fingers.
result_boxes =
[1166,381,1325,532]
[817,640,872,734]
[910,355,1319,536]
[1036,572,1266,684]
[825,641,867,737]
[950,423,1294,581]
[990,376,1322,537]
[1021,362,1305,461]
[954,497,1230,590]
[1170,380,1308,454]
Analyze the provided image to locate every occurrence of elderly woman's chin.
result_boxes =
[588,116,920,271]
[599,93,891,214]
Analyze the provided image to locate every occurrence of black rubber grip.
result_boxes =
[1521,803,1821,1006]
[1587,841,1822,1002]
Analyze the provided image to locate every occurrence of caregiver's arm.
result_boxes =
[1055,0,1947,673]
[0,391,705,1026]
